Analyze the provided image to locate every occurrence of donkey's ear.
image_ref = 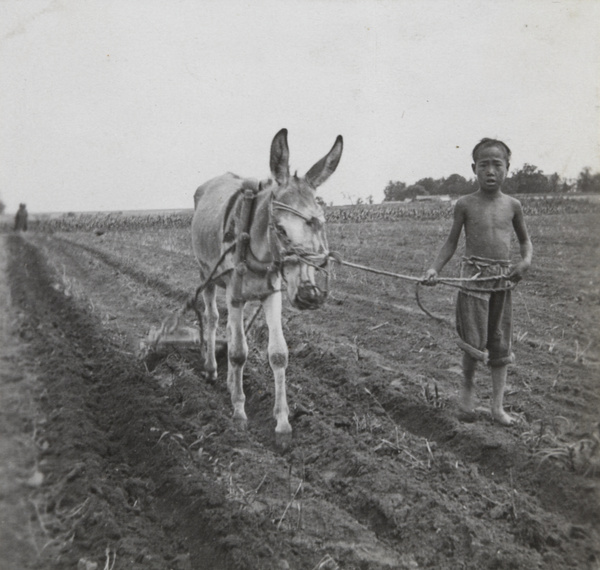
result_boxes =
[305,135,343,189]
[270,128,290,185]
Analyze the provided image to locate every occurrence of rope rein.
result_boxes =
[179,190,516,344]
[336,259,517,291]
[332,256,517,324]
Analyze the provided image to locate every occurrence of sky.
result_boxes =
[1,0,599,214]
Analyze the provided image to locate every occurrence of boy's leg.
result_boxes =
[456,288,489,421]
[460,352,477,417]
[491,364,514,425]
[488,290,515,425]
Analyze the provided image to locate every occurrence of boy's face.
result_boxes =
[472,146,509,192]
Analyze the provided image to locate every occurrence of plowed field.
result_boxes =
[1,211,599,569]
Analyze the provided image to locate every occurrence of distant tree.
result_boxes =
[559,179,575,193]
[576,167,600,193]
[509,164,550,194]
[0,198,5,215]
[438,173,478,196]
[383,180,407,202]
[439,173,464,194]
[382,165,589,202]
[343,193,364,205]
[405,184,428,200]
[464,178,480,195]
[547,173,561,193]
[366,195,374,205]
[315,196,327,208]
[502,176,517,195]
[544,173,574,194]
[414,177,440,195]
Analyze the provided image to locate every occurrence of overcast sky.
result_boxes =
[1,0,598,213]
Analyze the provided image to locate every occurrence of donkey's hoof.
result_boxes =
[275,430,293,451]
[202,369,217,383]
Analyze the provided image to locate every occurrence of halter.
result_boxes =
[269,198,333,269]
[229,187,336,306]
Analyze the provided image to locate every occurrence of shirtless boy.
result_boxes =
[423,139,533,425]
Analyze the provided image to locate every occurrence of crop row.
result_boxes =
[1,195,597,233]
[327,195,600,222]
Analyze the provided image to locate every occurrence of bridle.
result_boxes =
[227,187,337,304]
[269,197,336,269]
[188,185,338,330]
[264,194,338,311]
[172,185,335,355]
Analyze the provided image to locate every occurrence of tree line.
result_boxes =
[383,165,600,202]
[2,165,599,213]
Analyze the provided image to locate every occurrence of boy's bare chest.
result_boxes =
[464,202,513,238]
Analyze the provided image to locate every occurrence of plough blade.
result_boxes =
[139,315,229,361]
[149,324,202,350]
[139,315,202,358]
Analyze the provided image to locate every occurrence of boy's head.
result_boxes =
[472,138,511,166]
[471,138,511,192]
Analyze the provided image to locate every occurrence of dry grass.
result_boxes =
[521,417,600,476]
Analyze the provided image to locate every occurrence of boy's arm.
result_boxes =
[423,200,465,284]
[509,201,533,282]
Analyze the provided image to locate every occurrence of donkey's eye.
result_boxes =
[275,224,288,237]
[307,217,322,230]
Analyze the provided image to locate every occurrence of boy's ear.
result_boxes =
[471,163,476,174]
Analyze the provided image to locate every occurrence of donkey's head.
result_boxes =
[267,129,343,310]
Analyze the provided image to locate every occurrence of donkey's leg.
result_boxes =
[202,283,218,382]
[261,291,291,449]
[226,292,248,428]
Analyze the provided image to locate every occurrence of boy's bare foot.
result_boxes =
[492,409,515,426]
[460,387,474,411]
[458,389,477,422]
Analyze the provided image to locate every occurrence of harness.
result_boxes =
[186,181,337,340]
[225,183,335,305]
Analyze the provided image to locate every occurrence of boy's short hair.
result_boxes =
[472,138,511,164]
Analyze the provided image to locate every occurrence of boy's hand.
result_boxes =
[422,268,438,286]
[508,261,530,282]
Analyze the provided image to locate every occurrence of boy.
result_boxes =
[423,139,532,426]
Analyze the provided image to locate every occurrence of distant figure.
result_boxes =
[423,138,533,426]
[14,203,28,231]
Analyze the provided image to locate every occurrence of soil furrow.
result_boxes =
[5,221,599,570]
[6,236,317,569]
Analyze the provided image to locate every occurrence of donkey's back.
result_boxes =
[192,173,257,278]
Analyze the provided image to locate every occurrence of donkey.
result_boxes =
[191,129,343,449]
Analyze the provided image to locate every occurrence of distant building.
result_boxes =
[414,195,452,202]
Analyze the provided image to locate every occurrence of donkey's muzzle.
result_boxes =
[294,281,327,310]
